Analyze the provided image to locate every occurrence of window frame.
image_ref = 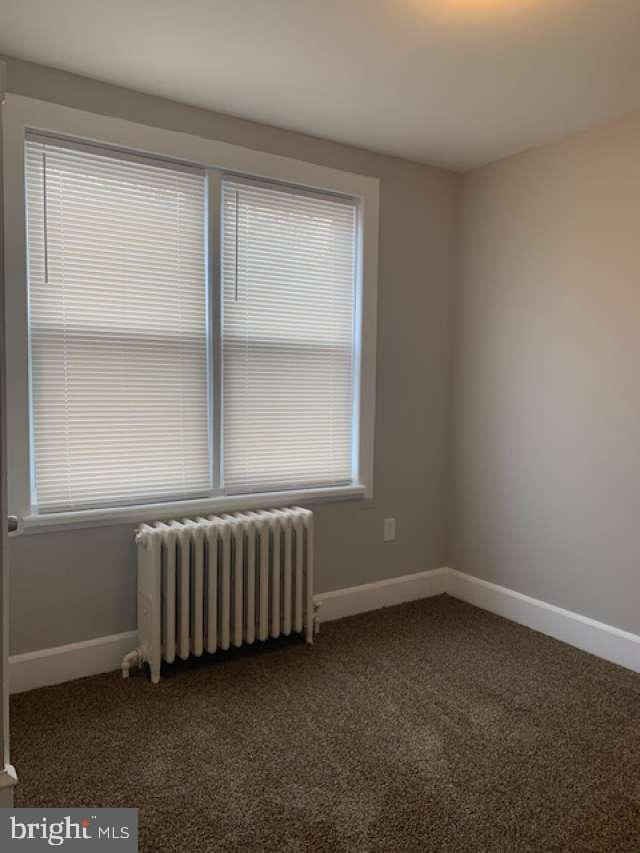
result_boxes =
[4,94,379,534]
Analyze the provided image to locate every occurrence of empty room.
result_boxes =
[0,0,639,850]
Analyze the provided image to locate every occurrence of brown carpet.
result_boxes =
[11,594,640,852]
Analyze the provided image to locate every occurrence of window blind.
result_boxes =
[222,178,357,493]
[25,137,209,511]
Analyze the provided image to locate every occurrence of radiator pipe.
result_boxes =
[121,649,141,679]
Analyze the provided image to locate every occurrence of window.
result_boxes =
[25,137,209,512]
[24,135,360,513]
[222,178,356,493]
[6,98,377,529]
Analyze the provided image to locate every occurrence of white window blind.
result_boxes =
[222,178,357,493]
[25,137,209,511]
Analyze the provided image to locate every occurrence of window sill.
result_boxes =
[16,484,367,536]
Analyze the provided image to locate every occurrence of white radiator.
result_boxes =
[122,507,316,683]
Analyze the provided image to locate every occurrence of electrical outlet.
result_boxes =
[383,517,396,542]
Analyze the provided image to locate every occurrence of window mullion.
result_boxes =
[206,168,223,492]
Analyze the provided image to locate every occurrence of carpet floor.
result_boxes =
[11,594,640,852]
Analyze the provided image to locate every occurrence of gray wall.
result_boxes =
[7,59,640,655]
[4,57,457,654]
[450,112,640,636]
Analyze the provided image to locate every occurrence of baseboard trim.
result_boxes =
[11,569,451,693]
[447,568,640,674]
[9,630,137,694]
[315,567,449,623]
[10,566,640,692]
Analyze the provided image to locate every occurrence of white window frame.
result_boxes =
[3,95,379,534]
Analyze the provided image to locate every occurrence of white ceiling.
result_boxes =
[1,0,640,171]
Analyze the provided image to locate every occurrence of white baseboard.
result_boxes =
[447,568,640,674]
[318,566,640,674]
[315,567,449,623]
[9,630,137,694]
[10,566,640,692]
[9,569,449,693]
